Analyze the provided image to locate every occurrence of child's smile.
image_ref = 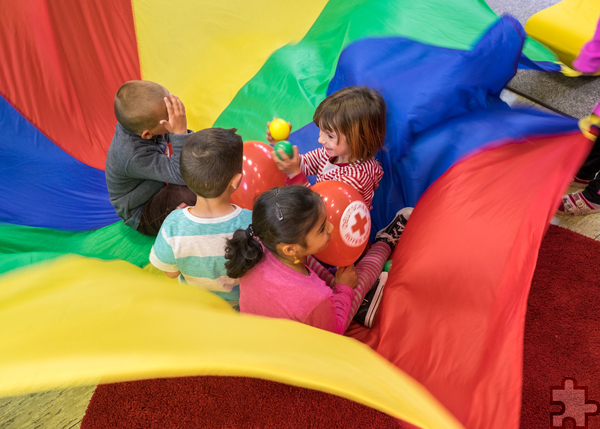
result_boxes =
[318,128,351,163]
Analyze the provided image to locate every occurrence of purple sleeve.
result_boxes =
[573,17,600,74]
[303,284,355,335]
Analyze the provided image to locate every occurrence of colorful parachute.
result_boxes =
[0,1,591,428]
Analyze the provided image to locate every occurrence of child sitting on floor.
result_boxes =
[267,86,386,210]
[224,185,412,333]
[150,128,252,304]
[105,80,197,236]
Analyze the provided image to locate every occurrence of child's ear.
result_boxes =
[280,243,298,258]
[140,130,153,139]
[231,173,243,191]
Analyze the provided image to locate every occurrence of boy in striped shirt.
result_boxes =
[150,128,252,304]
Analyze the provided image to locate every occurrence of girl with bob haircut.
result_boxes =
[224,186,412,334]
[267,86,386,209]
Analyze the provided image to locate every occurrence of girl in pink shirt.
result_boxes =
[267,86,385,209]
[224,186,412,334]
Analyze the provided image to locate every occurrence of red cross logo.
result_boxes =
[351,213,368,235]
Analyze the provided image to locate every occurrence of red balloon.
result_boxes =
[312,181,371,267]
[231,141,286,210]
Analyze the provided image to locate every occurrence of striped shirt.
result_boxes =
[287,147,383,209]
[150,205,252,301]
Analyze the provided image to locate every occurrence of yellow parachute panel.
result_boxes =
[132,0,329,131]
[0,255,463,429]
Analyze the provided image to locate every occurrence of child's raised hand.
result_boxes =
[160,94,187,135]
[266,118,292,145]
[335,264,358,289]
[271,144,302,178]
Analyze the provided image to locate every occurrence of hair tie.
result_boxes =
[245,224,255,238]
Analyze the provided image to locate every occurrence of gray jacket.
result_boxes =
[105,123,192,229]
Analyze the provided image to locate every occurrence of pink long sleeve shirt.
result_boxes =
[239,250,355,334]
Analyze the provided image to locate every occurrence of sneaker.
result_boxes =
[353,272,388,328]
[557,192,600,216]
[375,207,414,250]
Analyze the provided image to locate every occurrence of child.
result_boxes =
[558,104,600,215]
[105,80,197,236]
[559,17,600,215]
[150,128,252,303]
[267,86,385,209]
[558,16,600,215]
[224,186,412,334]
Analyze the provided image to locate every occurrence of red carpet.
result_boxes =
[81,375,405,428]
[521,224,600,429]
[82,225,600,429]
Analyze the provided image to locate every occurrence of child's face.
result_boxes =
[302,204,333,256]
[318,128,351,161]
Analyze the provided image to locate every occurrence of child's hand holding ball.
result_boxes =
[266,118,291,144]
[273,141,293,160]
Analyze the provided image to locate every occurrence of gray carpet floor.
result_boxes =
[486,0,600,118]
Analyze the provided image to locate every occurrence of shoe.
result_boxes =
[375,207,414,250]
[557,192,600,216]
[353,272,388,328]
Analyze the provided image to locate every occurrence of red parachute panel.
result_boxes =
[0,0,140,170]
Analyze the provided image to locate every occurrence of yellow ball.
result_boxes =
[269,118,290,141]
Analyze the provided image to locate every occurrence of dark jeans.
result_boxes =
[578,131,600,204]
[137,184,197,236]
[577,133,600,179]
[583,179,600,204]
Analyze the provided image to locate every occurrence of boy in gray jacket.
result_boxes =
[105,80,196,235]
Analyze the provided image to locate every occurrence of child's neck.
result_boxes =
[274,254,309,276]
[333,154,351,164]
[189,195,236,219]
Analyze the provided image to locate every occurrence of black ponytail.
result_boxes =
[224,186,323,278]
[224,227,263,279]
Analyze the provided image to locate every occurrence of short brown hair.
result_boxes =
[313,86,386,162]
[114,80,168,134]
[180,128,243,198]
